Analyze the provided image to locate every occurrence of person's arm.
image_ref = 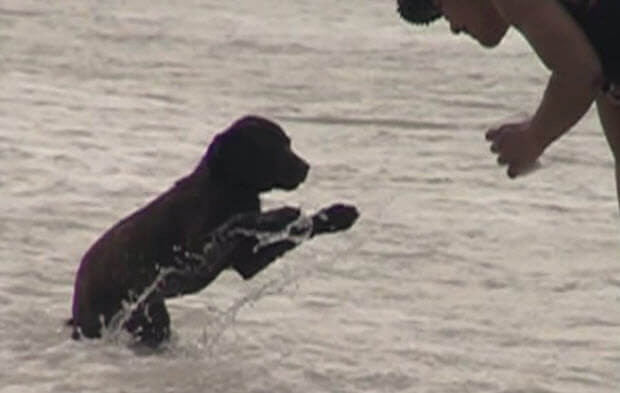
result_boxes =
[492,0,604,148]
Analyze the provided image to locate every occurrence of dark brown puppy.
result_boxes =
[70,116,310,345]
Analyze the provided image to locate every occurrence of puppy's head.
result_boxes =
[202,116,309,192]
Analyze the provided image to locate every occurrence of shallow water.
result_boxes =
[1,1,619,392]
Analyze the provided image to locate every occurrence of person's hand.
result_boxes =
[485,118,546,178]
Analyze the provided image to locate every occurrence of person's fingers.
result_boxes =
[507,165,519,179]
[486,122,514,141]
[490,134,504,153]
[497,155,508,166]
[485,128,499,141]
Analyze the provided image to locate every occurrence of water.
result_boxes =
[1,1,619,392]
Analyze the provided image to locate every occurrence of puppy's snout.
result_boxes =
[278,152,310,190]
[297,158,310,182]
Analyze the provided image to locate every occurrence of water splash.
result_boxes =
[102,211,315,346]
[224,213,313,253]
[196,272,300,355]
[103,266,180,344]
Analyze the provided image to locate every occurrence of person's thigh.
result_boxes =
[596,92,620,209]
[597,91,620,159]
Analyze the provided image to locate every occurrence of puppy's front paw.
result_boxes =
[312,204,359,234]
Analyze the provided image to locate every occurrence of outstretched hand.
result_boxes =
[485,118,545,178]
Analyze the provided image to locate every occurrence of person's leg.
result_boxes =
[596,92,620,210]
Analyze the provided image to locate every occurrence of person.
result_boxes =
[397,0,620,208]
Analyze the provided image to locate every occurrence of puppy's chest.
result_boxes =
[166,188,256,245]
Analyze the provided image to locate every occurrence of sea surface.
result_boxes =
[1,1,619,392]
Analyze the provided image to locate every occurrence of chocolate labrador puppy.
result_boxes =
[69,116,358,347]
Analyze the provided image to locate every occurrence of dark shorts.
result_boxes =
[564,0,620,89]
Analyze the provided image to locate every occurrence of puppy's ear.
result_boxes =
[200,133,227,181]
[200,131,253,185]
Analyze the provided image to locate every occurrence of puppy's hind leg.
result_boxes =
[124,299,171,348]
[72,309,105,340]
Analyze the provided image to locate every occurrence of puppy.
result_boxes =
[69,116,358,347]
